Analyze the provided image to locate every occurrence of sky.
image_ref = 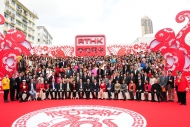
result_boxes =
[19,0,190,46]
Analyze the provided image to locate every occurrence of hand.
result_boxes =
[154,90,156,92]
[140,90,142,92]
[169,80,172,82]
[136,90,138,92]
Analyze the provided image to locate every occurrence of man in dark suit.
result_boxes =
[75,73,80,83]
[167,70,174,102]
[159,71,168,101]
[10,74,17,101]
[91,79,99,99]
[85,79,92,100]
[143,63,150,73]
[28,79,36,100]
[64,78,72,99]
[16,72,23,100]
[136,79,144,101]
[50,78,58,99]
[129,73,136,84]
[142,72,150,84]
[133,66,140,78]
[107,79,114,100]
[66,67,73,78]
[97,67,103,77]
[90,73,97,83]
[57,79,64,99]
[82,72,89,84]
[77,78,85,99]
[115,73,122,84]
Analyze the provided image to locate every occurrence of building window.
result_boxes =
[4,23,8,27]
[3,31,6,35]
[38,33,40,36]
[16,20,22,26]
[38,39,40,42]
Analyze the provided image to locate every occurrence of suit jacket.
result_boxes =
[167,75,174,88]
[91,82,99,92]
[106,83,114,92]
[28,83,36,91]
[159,76,168,88]
[136,82,144,91]
[133,70,140,78]
[57,83,64,90]
[66,69,73,78]
[143,67,150,73]
[64,82,72,91]
[85,82,92,91]
[16,76,23,89]
[142,76,150,84]
[10,77,16,89]
[77,82,85,91]
[50,82,58,90]
[97,69,103,76]
[82,75,89,83]
[90,76,97,83]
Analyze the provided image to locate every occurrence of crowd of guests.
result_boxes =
[1,51,189,105]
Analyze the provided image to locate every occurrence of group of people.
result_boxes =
[1,51,189,105]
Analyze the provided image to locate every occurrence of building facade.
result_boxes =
[0,0,38,44]
[141,16,153,37]
[36,26,53,45]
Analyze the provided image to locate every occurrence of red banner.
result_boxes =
[75,35,106,56]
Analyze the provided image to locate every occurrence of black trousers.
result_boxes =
[65,91,71,99]
[43,90,50,99]
[10,86,16,100]
[16,87,20,100]
[129,91,134,100]
[136,91,142,100]
[19,92,30,101]
[58,90,64,99]
[107,90,112,99]
[178,91,186,104]
[161,91,167,101]
[92,91,98,99]
[121,91,126,99]
[3,90,9,101]
[85,90,90,99]
[114,90,120,99]
[50,90,57,99]
[78,91,84,98]
[73,91,77,98]
[175,86,180,102]
[151,92,160,101]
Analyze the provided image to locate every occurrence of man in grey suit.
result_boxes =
[159,71,168,101]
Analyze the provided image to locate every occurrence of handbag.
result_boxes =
[162,87,166,92]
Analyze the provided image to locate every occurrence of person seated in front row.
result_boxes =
[50,78,58,100]
[128,80,136,100]
[72,80,77,99]
[36,79,44,100]
[19,80,30,102]
[107,79,113,100]
[28,79,36,101]
[151,79,161,102]
[144,80,152,101]
[64,78,72,99]
[85,79,92,100]
[136,79,144,101]
[92,79,99,99]
[77,78,84,99]
[120,80,127,101]
[99,80,106,100]
[114,80,121,100]
[44,80,50,100]
[57,78,64,100]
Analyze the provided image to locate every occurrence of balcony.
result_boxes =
[16,24,23,31]
[4,0,10,5]
[4,18,9,23]
[10,21,15,26]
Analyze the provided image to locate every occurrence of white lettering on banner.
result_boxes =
[77,37,105,46]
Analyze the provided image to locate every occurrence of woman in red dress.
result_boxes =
[99,80,106,99]
[36,79,44,100]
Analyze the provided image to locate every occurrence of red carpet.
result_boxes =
[1,93,190,127]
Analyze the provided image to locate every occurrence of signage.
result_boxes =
[75,35,106,56]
